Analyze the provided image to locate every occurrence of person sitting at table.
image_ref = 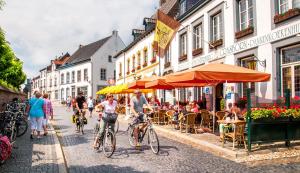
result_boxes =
[191,101,199,113]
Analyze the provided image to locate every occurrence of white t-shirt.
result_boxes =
[87,99,94,108]
[100,100,117,113]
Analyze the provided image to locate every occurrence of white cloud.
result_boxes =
[0,0,159,78]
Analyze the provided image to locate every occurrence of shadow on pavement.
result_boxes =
[69,164,148,173]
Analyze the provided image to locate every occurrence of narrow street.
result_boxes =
[52,105,300,173]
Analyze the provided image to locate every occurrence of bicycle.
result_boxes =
[127,112,160,154]
[93,115,116,158]
[75,110,86,135]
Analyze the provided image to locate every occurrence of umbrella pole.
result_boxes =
[212,85,216,133]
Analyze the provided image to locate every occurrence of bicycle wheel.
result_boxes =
[115,119,119,134]
[103,130,116,158]
[16,117,28,137]
[148,129,159,154]
[127,125,135,147]
[80,121,84,135]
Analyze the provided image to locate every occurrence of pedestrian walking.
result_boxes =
[66,96,71,111]
[26,92,45,139]
[87,96,94,118]
[42,93,53,136]
[71,97,76,112]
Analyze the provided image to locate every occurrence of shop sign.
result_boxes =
[180,22,300,70]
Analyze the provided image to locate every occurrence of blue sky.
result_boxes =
[0,0,158,78]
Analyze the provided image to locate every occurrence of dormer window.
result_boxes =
[108,55,112,62]
[180,0,186,15]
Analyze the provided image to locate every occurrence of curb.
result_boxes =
[49,120,68,173]
[118,115,247,161]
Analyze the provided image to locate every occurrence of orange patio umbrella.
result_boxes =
[145,77,211,89]
[165,63,270,83]
[128,76,161,89]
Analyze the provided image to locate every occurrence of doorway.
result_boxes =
[215,83,224,111]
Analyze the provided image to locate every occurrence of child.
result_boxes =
[43,93,53,136]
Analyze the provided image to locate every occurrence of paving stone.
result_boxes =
[52,105,300,173]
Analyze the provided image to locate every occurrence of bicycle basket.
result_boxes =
[102,113,117,123]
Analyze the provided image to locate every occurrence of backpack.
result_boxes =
[0,135,12,162]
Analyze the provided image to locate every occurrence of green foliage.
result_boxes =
[0,0,5,10]
[0,28,26,89]
[220,98,225,110]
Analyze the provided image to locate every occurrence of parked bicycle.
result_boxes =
[127,112,160,154]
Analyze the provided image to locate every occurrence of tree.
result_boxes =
[0,28,26,89]
[0,0,5,10]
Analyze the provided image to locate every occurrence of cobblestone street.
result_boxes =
[52,105,300,173]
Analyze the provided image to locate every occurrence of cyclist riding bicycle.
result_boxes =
[74,91,87,132]
[130,89,153,148]
[93,93,118,149]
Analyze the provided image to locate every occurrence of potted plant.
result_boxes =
[179,54,187,62]
[235,26,254,39]
[209,39,223,49]
[274,8,300,24]
[150,57,156,63]
[143,62,148,67]
[192,48,203,56]
[131,68,135,73]
[137,65,141,70]
[126,71,130,75]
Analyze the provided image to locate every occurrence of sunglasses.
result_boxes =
[107,95,113,98]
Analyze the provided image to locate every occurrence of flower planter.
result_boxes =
[150,57,156,64]
[131,69,135,73]
[164,62,171,68]
[192,48,203,57]
[143,62,147,67]
[235,26,254,39]
[209,39,223,49]
[118,73,122,77]
[274,8,300,24]
[179,54,187,62]
[137,65,141,70]
[126,71,130,75]
[248,117,300,151]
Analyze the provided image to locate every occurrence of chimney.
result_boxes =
[143,18,156,31]
[112,30,118,37]
[79,44,83,48]
[132,29,145,41]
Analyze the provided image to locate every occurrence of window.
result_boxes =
[77,87,87,96]
[43,79,46,87]
[180,0,186,15]
[114,70,116,80]
[61,74,64,84]
[165,46,171,63]
[49,78,52,87]
[54,77,57,86]
[294,0,300,8]
[241,57,256,97]
[238,0,253,31]
[212,12,223,41]
[55,90,58,99]
[127,59,130,72]
[132,56,136,69]
[144,49,148,64]
[179,32,187,56]
[100,68,106,80]
[66,87,70,97]
[152,47,157,59]
[193,24,202,50]
[119,63,122,76]
[77,70,81,82]
[84,69,88,81]
[66,72,70,84]
[108,55,112,62]
[279,0,289,14]
[137,53,141,66]
[61,88,64,100]
[281,44,300,97]
[71,71,75,83]
[71,86,75,98]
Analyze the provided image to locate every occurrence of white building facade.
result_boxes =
[58,30,125,101]
[163,0,300,109]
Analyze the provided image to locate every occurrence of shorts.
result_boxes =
[132,113,146,126]
[88,107,94,112]
[42,119,48,126]
[30,117,43,131]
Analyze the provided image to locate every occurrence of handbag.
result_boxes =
[102,112,118,123]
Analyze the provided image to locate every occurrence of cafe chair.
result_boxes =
[200,110,212,129]
[179,113,197,134]
[223,121,247,150]
[155,109,166,125]
[165,110,175,126]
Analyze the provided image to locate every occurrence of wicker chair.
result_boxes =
[165,110,175,126]
[216,111,226,121]
[179,113,197,133]
[153,110,166,124]
[223,121,247,150]
[200,110,212,129]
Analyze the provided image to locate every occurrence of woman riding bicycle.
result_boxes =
[93,93,118,149]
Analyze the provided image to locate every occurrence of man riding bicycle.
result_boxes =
[130,89,153,148]
[74,91,87,132]
[93,93,118,149]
